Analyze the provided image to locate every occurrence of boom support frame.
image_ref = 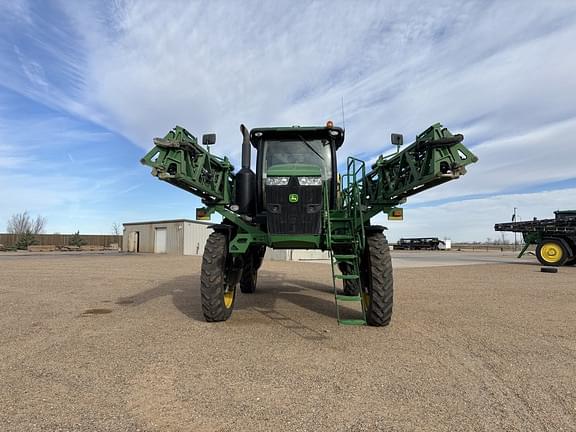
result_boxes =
[358,123,478,221]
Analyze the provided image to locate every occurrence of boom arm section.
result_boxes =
[360,123,478,219]
[140,126,235,204]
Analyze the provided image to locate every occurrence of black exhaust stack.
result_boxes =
[235,124,256,215]
[241,124,251,169]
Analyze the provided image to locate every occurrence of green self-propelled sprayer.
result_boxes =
[141,121,478,326]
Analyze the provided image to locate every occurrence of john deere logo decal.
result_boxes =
[289,193,299,203]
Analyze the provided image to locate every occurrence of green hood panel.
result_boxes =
[267,164,322,177]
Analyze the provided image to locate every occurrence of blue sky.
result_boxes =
[0,0,575,241]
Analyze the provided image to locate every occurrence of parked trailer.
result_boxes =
[395,237,445,250]
[494,210,576,266]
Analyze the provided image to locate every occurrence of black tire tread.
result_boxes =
[240,250,257,294]
[338,262,360,296]
[200,232,234,322]
[363,232,393,326]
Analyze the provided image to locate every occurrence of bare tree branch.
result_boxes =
[112,222,122,236]
[6,211,47,234]
[32,215,47,234]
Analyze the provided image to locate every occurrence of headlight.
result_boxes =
[297,177,322,186]
[265,177,289,186]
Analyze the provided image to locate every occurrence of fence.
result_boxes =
[452,243,534,252]
[0,233,122,249]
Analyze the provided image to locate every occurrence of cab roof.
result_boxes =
[249,126,345,149]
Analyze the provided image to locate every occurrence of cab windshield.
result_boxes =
[262,138,333,180]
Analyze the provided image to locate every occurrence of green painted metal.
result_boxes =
[141,126,234,204]
[339,319,367,326]
[358,123,478,221]
[336,295,362,301]
[267,164,321,177]
[518,232,540,258]
[268,234,322,249]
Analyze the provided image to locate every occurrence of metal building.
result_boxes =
[122,219,332,261]
[122,219,212,255]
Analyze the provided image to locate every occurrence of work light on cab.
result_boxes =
[298,177,322,186]
[265,177,289,186]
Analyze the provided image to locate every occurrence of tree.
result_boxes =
[7,211,47,235]
[112,222,122,236]
[69,231,87,247]
[6,211,47,249]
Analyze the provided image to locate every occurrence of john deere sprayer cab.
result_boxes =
[141,122,478,326]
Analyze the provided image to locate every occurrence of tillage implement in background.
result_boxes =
[495,210,576,267]
[142,121,478,326]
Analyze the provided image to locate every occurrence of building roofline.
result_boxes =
[123,219,213,226]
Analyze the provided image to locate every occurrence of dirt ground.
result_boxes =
[0,253,575,431]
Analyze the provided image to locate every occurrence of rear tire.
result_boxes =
[337,262,360,296]
[240,256,257,293]
[536,239,568,266]
[240,246,266,293]
[361,231,393,326]
[200,232,237,322]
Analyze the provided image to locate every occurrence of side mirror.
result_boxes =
[202,133,216,145]
[391,133,403,146]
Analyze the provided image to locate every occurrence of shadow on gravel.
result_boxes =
[115,275,205,321]
[115,270,355,333]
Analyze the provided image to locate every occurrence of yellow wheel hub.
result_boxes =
[223,289,234,309]
[540,242,563,264]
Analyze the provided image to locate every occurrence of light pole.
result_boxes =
[513,207,517,252]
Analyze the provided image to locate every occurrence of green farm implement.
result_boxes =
[495,210,576,266]
[142,121,478,326]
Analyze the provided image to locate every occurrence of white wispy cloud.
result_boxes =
[0,1,575,237]
[46,2,576,166]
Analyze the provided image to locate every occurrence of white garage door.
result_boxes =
[154,228,167,253]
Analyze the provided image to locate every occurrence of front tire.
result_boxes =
[360,231,393,326]
[536,239,568,266]
[200,232,237,322]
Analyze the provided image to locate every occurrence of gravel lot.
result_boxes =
[0,253,575,431]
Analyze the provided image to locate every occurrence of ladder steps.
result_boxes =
[334,254,356,260]
[335,295,362,302]
[339,319,367,326]
[326,163,368,326]
[334,274,359,280]
[331,235,353,241]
